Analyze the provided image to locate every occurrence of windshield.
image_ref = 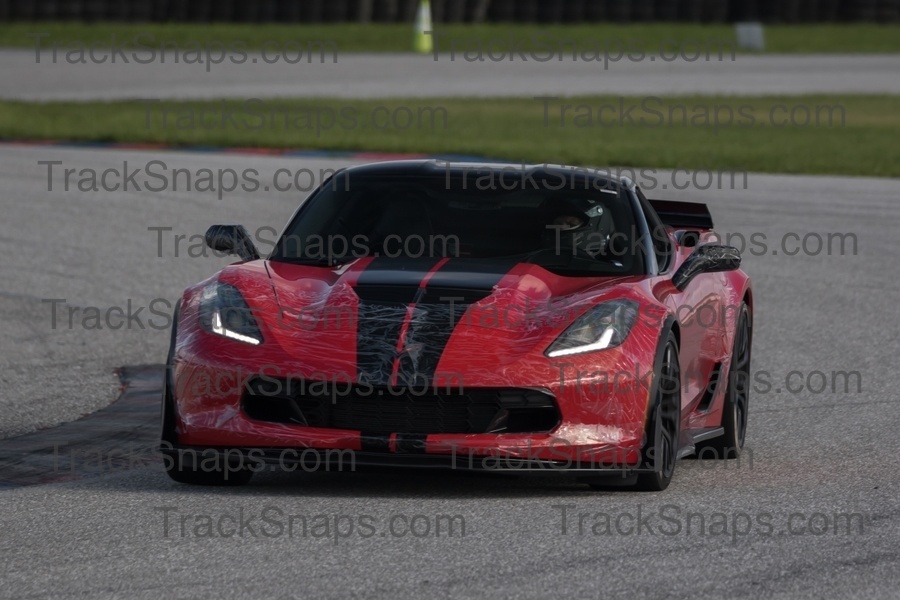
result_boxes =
[271,171,644,276]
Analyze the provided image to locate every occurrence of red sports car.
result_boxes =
[161,160,752,491]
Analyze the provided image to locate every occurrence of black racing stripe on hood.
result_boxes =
[354,255,442,299]
[355,302,408,386]
[424,256,523,289]
[394,301,469,385]
[354,257,441,385]
[354,257,520,389]
[395,258,520,386]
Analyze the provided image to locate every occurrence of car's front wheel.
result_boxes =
[634,331,681,492]
[585,329,681,492]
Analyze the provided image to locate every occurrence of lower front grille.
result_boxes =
[242,378,559,435]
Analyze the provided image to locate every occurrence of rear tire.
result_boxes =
[697,303,751,460]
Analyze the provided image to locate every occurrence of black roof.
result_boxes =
[338,159,625,194]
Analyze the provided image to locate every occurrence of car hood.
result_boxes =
[245,257,640,385]
[264,257,635,323]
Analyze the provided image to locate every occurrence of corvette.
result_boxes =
[160,160,752,491]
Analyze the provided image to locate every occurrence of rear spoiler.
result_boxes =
[648,199,714,230]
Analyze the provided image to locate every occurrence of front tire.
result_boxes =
[634,331,681,491]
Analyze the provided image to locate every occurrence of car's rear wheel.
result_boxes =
[697,303,751,460]
[633,332,682,491]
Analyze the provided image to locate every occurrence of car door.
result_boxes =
[636,192,723,411]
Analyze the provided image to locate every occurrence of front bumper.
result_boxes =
[169,298,660,470]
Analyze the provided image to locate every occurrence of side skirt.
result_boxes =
[677,427,725,459]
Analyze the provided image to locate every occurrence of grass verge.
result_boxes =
[1,94,897,177]
[2,23,900,54]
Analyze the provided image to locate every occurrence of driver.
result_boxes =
[552,213,586,231]
[543,201,613,258]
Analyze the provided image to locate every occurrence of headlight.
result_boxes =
[545,299,638,358]
[198,282,263,346]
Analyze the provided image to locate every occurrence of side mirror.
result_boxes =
[204,225,260,262]
[672,244,741,291]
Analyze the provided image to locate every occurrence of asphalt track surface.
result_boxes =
[2,51,900,100]
[1,144,899,598]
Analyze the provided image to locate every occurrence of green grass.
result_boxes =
[2,22,900,53]
[1,95,898,177]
